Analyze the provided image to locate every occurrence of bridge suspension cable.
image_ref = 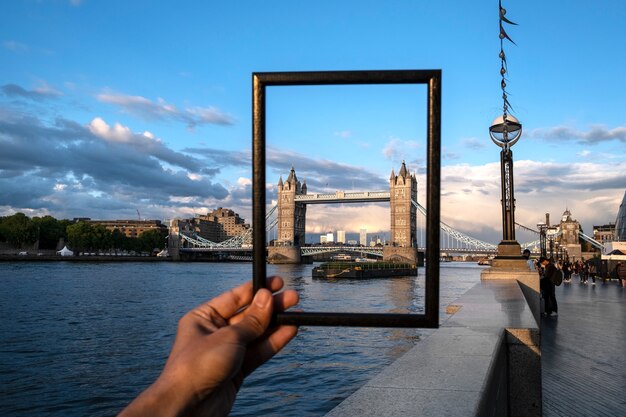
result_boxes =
[411,200,497,251]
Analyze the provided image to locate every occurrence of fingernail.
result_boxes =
[254,289,271,308]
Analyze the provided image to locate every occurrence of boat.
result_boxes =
[312,261,417,279]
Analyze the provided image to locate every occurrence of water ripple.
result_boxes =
[0,261,481,416]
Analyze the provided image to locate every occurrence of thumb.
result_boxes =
[230,289,273,344]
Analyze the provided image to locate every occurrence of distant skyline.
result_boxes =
[1,1,625,244]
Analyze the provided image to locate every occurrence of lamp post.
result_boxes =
[490,114,523,244]
[488,0,525,264]
[537,222,547,258]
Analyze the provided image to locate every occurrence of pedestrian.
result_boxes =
[581,260,590,284]
[523,249,536,271]
[539,256,559,317]
[616,261,626,288]
[562,260,572,283]
[589,261,597,285]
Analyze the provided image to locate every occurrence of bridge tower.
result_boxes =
[384,161,419,263]
[268,166,306,263]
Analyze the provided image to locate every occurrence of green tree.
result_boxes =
[32,215,65,249]
[137,229,168,253]
[111,228,126,251]
[66,221,94,253]
[0,213,37,248]
[91,224,112,251]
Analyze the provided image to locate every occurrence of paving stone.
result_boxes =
[542,280,626,416]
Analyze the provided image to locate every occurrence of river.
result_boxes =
[0,261,483,416]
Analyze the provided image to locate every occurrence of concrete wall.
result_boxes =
[325,280,541,417]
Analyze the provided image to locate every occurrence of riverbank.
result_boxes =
[0,254,172,262]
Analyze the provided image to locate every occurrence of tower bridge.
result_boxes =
[169,163,542,260]
[269,162,419,264]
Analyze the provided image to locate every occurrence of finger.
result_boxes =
[227,288,274,344]
[266,276,286,293]
[273,289,299,312]
[228,289,298,326]
[242,325,299,376]
[199,280,254,321]
[198,276,286,321]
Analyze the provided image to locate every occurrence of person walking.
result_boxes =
[616,261,626,288]
[581,260,590,284]
[539,256,559,317]
[562,260,572,283]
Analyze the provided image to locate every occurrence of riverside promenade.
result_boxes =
[542,279,625,416]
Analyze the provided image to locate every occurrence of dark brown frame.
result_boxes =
[252,70,441,328]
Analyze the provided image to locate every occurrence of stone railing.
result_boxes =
[325,280,541,417]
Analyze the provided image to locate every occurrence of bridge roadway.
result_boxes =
[541,279,625,416]
[180,245,497,256]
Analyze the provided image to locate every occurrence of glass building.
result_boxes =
[615,191,626,241]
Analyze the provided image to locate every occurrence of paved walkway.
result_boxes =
[541,278,625,416]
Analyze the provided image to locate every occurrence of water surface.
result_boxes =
[0,262,482,416]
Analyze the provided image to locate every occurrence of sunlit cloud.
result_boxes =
[382,137,420,162]
[96,91,234,128]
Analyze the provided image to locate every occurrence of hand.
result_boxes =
[118,276,299,417]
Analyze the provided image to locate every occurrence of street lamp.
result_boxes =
[490,114,523,243]
[489,1,525,263]
[537,222,547,257]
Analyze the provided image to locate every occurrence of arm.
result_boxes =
[118,276,299,417]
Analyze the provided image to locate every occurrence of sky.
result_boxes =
[1,0,625,245]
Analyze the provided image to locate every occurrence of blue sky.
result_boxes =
[1,0,625,244]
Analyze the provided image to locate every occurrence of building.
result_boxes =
[276,167,307,246]
[84,219,167,238]
[389,161,417,247]
[359,228,367,246]
[325,232,334,243]
[593,223,616,244]
[170,208,250,244]
[544,209,582,261]
[615,191,626,241]
[336,230,346,244]
[198,207,250,242]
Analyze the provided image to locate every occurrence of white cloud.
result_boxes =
[96,91,234,127]
[436,159,626,243]
[382,137,420,161]
[527,124,626,144]
[88,117,133,142]
[237,177,252,186]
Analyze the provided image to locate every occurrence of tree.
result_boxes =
[137,229,168,253]
[32,215,65,249]
[0,213,37,248]
[66,221,94,253]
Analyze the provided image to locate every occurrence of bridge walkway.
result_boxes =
[541,279,625,416]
